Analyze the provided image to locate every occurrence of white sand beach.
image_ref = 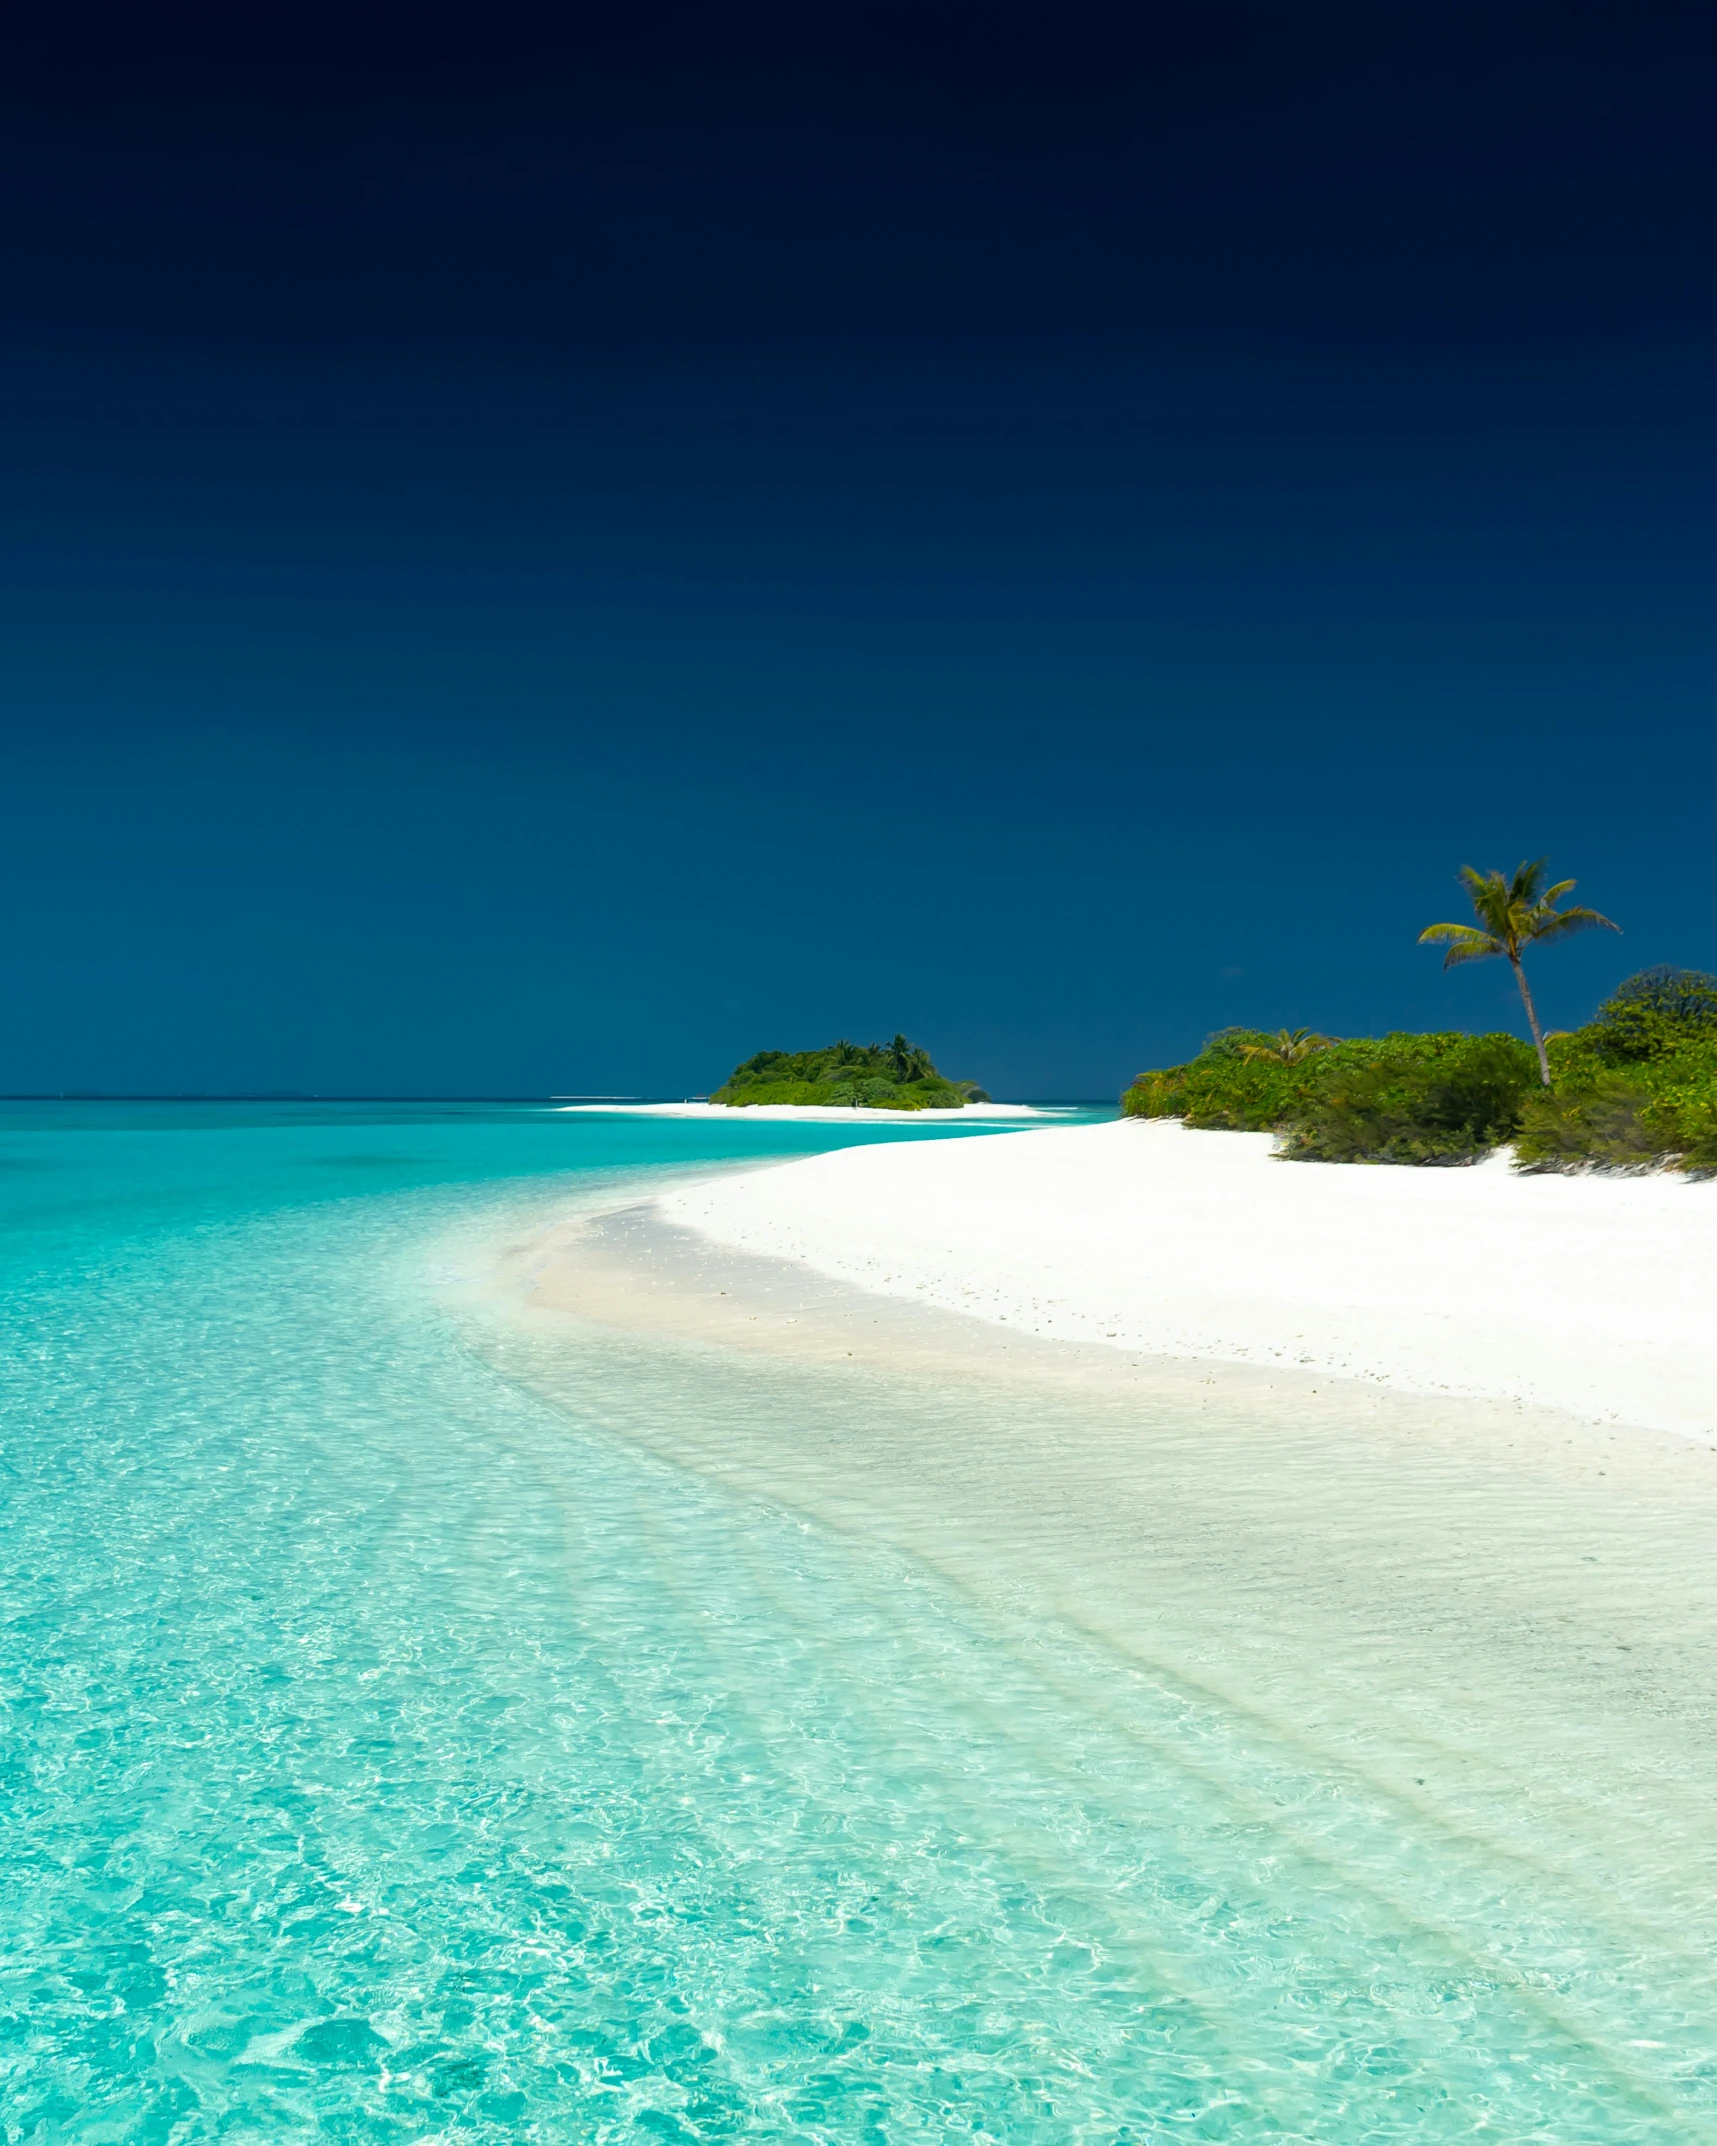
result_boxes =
[477,1112,1717,2010]
[660,1117,1717,1440]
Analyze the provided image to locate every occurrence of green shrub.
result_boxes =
[1668,1096,1717,1173]
[1521,969,1717,1173]
[1517,1074,1717,1174]
[713,1078,828,1108]
[1277,1034,1538,1165]
[1123,1029,1537,1164]
[1582,966,1717,1062]
[1515,1072,1663,1170]
[1124,970,1717,1172]
[1121,1029,1328,1130]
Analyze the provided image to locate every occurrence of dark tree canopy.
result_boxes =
[712,1036,988,1111]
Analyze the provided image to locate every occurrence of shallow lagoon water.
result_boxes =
[4,1102,1716,2141]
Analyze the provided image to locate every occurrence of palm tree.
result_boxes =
[1418,859,1618,1084]
[886,1033,933,1082]
[1238,1028,1335,1065]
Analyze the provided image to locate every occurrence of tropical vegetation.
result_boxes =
[1122,969,1717,1172]
[1518,967,1717,1171]
[712,1035,989,1111]
[1121,850,1714,1170]
[1121,1027,1539,1165]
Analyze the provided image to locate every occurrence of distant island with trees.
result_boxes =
[712,1035,990,1111]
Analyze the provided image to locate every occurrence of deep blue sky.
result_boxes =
[3,2,1714,1097]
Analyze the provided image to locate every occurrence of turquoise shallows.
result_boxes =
[0,1102,1707,2141]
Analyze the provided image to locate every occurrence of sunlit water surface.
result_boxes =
[3,1102,1714,2143]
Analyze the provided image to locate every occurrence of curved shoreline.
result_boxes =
[656,1116,1717,1441]
[449,1177,1717,2054]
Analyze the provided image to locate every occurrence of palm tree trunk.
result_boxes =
[1511,953,1551,1085]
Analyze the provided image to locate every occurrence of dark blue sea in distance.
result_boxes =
[4,1100,1713,2141]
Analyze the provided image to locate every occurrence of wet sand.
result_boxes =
[448,1185,1717,2027]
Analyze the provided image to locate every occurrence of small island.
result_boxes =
[711,1034,990,1111]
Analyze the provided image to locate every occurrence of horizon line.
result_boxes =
[0,1092,1119,1106]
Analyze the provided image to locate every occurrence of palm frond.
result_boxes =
[1419,922,1502,969]
[1237,1028,1336,1065]
[1451,869,1513,940]
[1441,937,1505,970]
[1526,905,1619,946]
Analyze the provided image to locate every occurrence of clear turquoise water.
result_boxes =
[1,1102,1711,2142]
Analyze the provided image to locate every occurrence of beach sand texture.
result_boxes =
[477,1170,1717,2086]
[659,1117,1717,1439]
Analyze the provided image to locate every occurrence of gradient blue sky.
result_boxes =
[3,3,1714,1097]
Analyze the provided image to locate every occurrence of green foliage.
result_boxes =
[1574,965,1717,1064]
[1277,1035,1537,1165]
[711,1033,978,1111]
[1122,1029,1537,1164]
[1515,969,1717,1172]
[1124,968,1717,1172]
[1121,1028,1325,1131]
[1417,860,1619,975]
[1238,1028,1335,1065]
[1514,1072,1664,1170]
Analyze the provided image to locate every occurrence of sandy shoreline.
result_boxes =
[657,1117,1717,1440]
[440,1123,1717,2104]
[457,1178,1717,1991]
